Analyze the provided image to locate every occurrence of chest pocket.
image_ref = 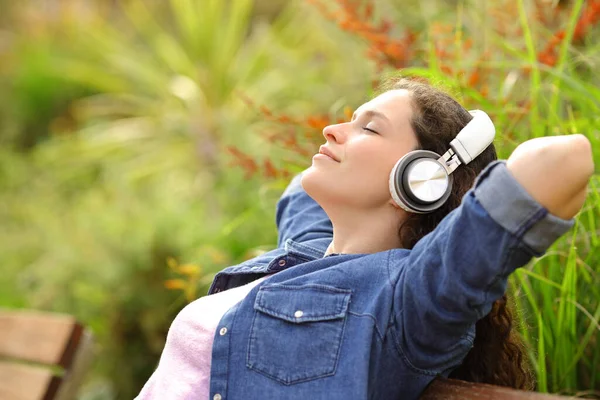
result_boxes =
[246,284,351,385]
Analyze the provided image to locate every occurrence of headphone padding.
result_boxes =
[389,150,453,214]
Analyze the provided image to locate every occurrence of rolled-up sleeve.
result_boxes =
[474,161,575,254]
[392,160,574,374]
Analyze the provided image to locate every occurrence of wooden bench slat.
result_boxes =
[55,329,94,400]
[0,310,80,367]
[0,362,61,400]
[421,378,577,399]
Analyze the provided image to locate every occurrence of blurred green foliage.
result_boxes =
[0,0,599,398]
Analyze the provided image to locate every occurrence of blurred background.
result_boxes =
[1,0,599,398]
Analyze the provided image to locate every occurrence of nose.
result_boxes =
[322,123,348,144]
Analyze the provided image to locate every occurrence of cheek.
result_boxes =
[343,146,400,200]
[302,142,404,208]
[347,143,400,180]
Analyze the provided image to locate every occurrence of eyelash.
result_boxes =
[362,127,379,134]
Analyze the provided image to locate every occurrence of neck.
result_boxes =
[323,203,405,256]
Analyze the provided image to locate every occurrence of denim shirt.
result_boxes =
[207,161,573,400]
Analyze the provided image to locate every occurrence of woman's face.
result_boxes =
[302,89,419,210]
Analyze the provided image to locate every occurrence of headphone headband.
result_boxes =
[449,110,495,165]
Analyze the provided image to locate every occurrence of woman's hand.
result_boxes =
[506,134,594,220]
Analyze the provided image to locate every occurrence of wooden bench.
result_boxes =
[421,378,578,399]
[0,309,94,400]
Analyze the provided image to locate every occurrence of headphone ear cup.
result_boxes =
[389,150,453,214]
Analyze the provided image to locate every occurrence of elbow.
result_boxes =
[507,134,594,220]
[549,134,594,219]
[571,134,594,185]
[539,133,594,188]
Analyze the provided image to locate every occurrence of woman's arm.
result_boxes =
[392,134,593,374]
[507,134,593,219]
[275,172,333,249]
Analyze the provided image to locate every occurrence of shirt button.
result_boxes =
[278,259,286,267]
[213,394,222,400]
[294,310,304,318]
[219,327,228,336]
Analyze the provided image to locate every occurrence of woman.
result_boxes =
[137,79,593,400]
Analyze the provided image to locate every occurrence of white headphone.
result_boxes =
[389,110,496,214]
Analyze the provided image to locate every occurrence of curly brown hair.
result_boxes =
[380,77,535,390]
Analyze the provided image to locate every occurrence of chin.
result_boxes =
[303,168,354,208]
[303,168,391,211]
[300,167,319,197]
[301,167,334,203]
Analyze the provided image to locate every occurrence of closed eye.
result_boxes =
[362,127,379,134]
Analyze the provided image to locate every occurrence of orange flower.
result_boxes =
[538,0,600,66]
[177,264,201,276]
[305,115,330,130]
[263,159,279,179]
[226,146,258,178]
[309,0,418,69]
[164,279,186,290]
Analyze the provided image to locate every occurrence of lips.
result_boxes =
[319,146,340,162]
